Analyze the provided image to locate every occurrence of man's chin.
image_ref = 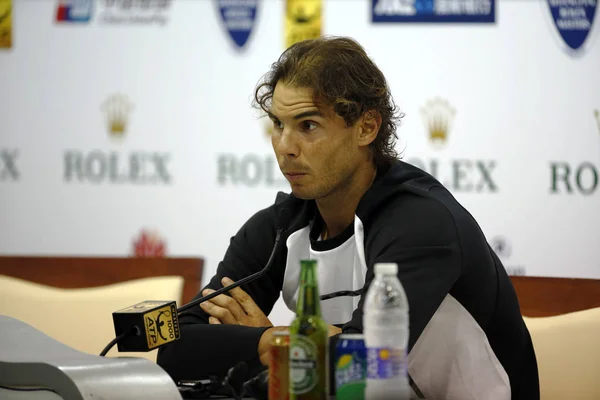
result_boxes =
[290,187,317,200]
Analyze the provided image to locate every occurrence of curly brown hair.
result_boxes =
[253,36,403,168]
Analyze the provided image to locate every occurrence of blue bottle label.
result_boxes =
[366,347,406,379]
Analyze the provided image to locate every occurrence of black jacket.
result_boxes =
[157,160,539,399]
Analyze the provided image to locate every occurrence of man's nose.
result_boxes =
[274,129,299,158]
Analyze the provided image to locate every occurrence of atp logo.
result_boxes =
[144,305,179,348]
[146,310,171,343]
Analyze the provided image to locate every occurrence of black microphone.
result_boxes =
[102,206,293,356]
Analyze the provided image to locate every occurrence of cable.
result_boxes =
[320,288,364,301]
[99,326,140,357]
[0,384,57,393]
[99,332,127,357]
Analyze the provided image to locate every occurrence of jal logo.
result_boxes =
[216,0,259,49]
[546,0,598,54]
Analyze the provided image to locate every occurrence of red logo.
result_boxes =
[133,229,166,257]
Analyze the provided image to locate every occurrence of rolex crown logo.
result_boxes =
[101,93,134,138]
[264,117,275,140]
[428,115,449,141]
[420,98,456,148]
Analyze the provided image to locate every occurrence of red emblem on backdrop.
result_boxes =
[133,229,166,257]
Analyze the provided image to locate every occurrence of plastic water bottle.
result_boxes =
[363,262,411,400]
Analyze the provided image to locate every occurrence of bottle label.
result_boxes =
[289,335,318,394]
[366,347,406,380]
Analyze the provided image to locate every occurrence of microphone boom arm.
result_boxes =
[177,228,284,315]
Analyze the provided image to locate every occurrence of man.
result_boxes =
[157,36,539,399]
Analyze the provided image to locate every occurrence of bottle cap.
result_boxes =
[374,262,398,275]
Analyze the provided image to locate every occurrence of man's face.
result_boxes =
[269,82,365,200]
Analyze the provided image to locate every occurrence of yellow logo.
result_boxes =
[101,93,134,138]
[595,109,599,135]
[420,98,456,149]
[143,304,180,350]
[337,354,353,368]
[0,0,11,49]
[285,0,322,49]
[378,349,390,360]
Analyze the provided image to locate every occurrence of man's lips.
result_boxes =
[283,172,307,181]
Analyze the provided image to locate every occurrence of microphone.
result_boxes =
[102,206,292,356]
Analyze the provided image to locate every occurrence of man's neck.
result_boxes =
[316,163,377,239]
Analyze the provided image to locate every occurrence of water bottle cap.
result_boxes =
[374,262,398,275]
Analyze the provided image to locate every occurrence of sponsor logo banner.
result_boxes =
[550,161,598,195]
[55,0,172,26]
[216,0,259,49]
[549,110,599,196]
[407,98,499,193]
[98,0,172,26]
[217,119,288,187]
[55,0,93,23]
[0,0,12,48]
[546,0,597,52]
[63,93,172,185]
[372,0,495,23]
[285,0,322,48]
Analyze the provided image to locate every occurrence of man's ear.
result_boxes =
[357,110,381,147]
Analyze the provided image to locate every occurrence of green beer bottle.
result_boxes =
[289,259,329,400]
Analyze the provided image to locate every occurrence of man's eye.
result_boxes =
[272,121,283,130]
[301,121,317,131]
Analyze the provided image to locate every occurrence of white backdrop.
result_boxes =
[1,0,599,324]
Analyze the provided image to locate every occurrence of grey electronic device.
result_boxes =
[0,315,182,400]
